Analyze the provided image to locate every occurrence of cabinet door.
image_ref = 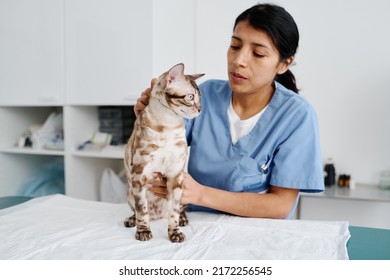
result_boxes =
[0,0,64,105]
[152,0,196,77]
[299,196,390,229]
[65,0,153,105]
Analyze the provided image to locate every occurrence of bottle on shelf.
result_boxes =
[324,158,336,186]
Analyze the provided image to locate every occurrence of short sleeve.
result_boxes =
[269,104,324,192]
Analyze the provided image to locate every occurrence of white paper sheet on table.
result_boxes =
[0,194,350,260]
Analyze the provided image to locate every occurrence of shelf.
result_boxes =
[0,147,65,156]
[71,146,125,159]
[0,145,126,158]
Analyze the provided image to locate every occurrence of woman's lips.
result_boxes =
[230,72,247,83]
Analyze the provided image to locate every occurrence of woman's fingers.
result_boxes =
[133,78,156,117]
[134,91,150,116]
[152,174,167,187]
[147,172,168,199]
[150,78,157,89]
[149,187,168,199]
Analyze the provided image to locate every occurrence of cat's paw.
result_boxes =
[124,215,136,227]
[135,229,153,241]
[179,214,189,227]
[169,230,186,243]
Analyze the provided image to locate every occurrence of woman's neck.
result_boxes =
[232,83,275,120]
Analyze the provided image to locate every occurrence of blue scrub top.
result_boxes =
[185,80,324,216]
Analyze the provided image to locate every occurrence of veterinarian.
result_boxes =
[134,3,324,219]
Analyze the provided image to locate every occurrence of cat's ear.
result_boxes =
[187,73,205,81]
[166,63,185,85]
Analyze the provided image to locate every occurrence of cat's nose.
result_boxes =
[196,103,201,112]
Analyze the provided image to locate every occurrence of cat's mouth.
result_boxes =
[180,109,200,119]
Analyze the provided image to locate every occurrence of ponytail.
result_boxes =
[276,70,299,93]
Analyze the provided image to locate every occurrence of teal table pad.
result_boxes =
[348,226,390,260]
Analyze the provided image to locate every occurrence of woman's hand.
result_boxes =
[148,172,168,199]
[181,173,204,205]
[134,78,157,117]
[148,172,204,204]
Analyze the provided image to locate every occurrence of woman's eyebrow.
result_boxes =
[231,35,270,50]
[231,35,242,42]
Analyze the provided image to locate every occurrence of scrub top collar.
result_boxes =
[224,81,280,147]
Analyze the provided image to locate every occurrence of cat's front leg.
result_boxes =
[179,204,189,227]
[167,182,186,243]
[133,184,153,241]
[124,193,136,227]
[124,214,136,227]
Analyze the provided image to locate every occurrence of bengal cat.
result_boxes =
[124,63,204,242]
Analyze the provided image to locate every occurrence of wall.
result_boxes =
[289,0,390,184]
[194,0,390,184]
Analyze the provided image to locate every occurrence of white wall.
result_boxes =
[289,0,390,185]
[194,0,390,185]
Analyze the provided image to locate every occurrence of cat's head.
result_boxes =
[154,63,204,119]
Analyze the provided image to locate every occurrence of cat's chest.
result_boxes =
[135,126,187,167]
[135,130,187,174]
[139,126,185,148]
[151,128,184,144]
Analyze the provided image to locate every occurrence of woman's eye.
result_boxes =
[253,52,265,58]
[230,45,240,50]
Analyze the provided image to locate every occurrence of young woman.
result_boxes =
[135,3,324,219]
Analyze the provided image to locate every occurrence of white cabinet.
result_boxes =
[64,105,127,200]
[298,185,390,230]
[65,0,198,105]
[0,0,197,201]
[0,105,128,199]
[152,0,196,76]
[0,0,64,105]
[0,106,65,196]
[65,0,153,105]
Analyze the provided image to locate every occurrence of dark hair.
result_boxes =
[234,3,299,93]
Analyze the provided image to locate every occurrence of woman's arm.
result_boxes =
[181,173,299,219]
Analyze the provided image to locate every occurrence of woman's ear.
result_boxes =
[277,56,295,75]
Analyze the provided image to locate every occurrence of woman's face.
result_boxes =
[227,20,290,96]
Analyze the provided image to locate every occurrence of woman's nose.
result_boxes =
[233,49,249,67]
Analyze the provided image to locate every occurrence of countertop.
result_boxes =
[301,184,390,202]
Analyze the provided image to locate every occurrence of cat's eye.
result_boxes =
[187,94,194,101]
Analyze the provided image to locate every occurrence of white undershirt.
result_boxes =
[227,100,267,144]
